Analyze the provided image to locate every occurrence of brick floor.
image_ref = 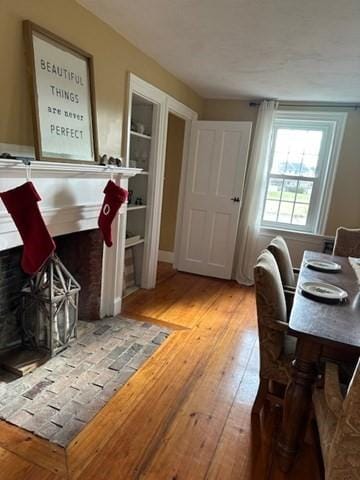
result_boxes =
[0,316,171,447]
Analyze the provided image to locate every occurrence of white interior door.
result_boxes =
[177,121,251,279]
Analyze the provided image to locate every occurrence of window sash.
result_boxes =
[263,175,317,229]
[261,119,335,233]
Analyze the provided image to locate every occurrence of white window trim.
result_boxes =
[261,110,347,235]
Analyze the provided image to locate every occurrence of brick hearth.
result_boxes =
[0,316,171,447]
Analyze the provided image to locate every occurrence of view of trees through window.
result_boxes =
[263,128,323,226]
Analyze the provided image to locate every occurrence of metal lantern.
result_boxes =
[21,254,81,357]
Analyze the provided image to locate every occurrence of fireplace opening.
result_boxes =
[0,229,104,375]
[55,229,103,321]
[0,246,27,352]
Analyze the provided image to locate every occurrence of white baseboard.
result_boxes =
[158,250,174,263]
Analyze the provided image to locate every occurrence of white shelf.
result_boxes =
[128,162,149,175]
[125,237,145,248]
[130,130,152,140]
[127,204,147,211]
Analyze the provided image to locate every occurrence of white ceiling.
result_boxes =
[78,0,360,102]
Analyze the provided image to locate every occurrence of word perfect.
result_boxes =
[50,124,84,139]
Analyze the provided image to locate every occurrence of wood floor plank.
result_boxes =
[122,271,198,321]
[138,292,257,479]
[156,261,177,285]
[155,276,226,328]
[0,420,67,476]
[141,411,224,480]
[0,446,66,480]
[138,293,256,479]
[206,343,265,480]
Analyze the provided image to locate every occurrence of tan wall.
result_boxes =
[159,114,185,252]
[0,0,203,155]
[325,110,360,234]
[203,99,360,235]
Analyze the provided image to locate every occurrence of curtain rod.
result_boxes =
[249,101,359,109]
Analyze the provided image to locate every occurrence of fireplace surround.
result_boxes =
[0,229,105,355]
[0,151,139,353]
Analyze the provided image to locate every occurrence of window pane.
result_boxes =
[271,128,323,178]
[271,128,293,174]
[285,129,304,175]
[293,203,309,225]
[301,154,318,177]
[263,200,279,221]
[296,181,313,203]
[278,202,294,223]
[272,150,287,174]
[304,131,323,155]
[267,178,283,200]
[282,179,298,202]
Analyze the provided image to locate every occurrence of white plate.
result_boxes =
[305,259,342,272]
[300,281,348,301]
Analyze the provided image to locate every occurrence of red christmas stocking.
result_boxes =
[0,182,56,275]
[98,180,128,247]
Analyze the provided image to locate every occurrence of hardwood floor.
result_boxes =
[0,263,322,479]
[0,447,66,480]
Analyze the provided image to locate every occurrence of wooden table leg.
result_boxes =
[277,337,321,472]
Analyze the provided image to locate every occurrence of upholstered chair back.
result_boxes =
[254,250,289,382]
[333,227,360,257]
[268,236,296,288]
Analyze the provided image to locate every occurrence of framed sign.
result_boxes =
[23,21,98,163]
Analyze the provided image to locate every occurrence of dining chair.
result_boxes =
[313,358,360,479]
[332,227,360,257]
[267,235,299,312]
[252,249,296,414]
[267,236,299,289]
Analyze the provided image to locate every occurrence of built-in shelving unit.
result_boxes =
[123,91,156,297]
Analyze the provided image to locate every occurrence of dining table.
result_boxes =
[277,250,360,472]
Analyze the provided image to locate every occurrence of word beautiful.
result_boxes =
[40,59,84,86]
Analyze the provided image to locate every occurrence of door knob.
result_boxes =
[231,197,240,202]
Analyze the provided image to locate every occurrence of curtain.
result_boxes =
[235,99,278,285]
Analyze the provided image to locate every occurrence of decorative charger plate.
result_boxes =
[305,259,342,273]
[300,281,348,303]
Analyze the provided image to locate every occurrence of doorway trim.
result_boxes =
[165,97,198,270]
[125,74,198,289]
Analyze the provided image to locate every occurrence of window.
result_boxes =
[261,111,347,233]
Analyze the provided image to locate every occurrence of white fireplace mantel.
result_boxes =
[0,158,140,179]
[0,144,141,319]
